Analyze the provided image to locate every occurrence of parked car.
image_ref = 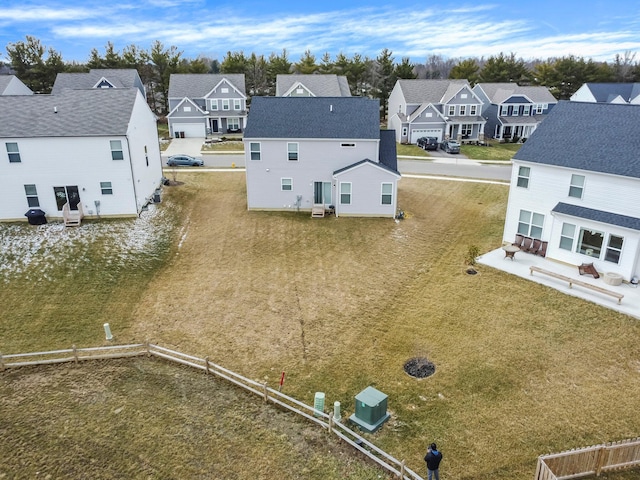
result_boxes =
[166,154,204,167]
[417,136,439,150]
[440,140,461,154]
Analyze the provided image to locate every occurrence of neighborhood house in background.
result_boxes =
[0,74,33,95]
[167,74,247,138]
[503,101,640,282]
[243,96,400,218]
[51,68,146,98]
[275,74,352,97]
[570,82,640,104]
[0,88,163,222]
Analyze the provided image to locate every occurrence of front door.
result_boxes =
[212,119,219,133]
[54,186,80,211]
[313,182,332,206]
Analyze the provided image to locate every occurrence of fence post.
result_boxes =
[145,340,150,357]
[328,412,333,434]
[263,382,269,403]
[398,460,405,479]
[595,445,607,476]
[72,344,78,364]
[204,356,209,375]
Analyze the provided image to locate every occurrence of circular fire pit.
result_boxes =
[404,357,436,379]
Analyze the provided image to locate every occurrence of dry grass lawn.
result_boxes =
[2,172,639,479]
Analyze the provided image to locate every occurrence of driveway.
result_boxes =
[162,138,205,159]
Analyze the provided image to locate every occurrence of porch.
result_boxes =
[477,246,640,319]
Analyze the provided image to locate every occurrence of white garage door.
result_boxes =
[174,123,206,138]
[410,128,443,144]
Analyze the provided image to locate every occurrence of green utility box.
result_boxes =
[349,386,390,433]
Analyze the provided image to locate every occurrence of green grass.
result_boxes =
[461,140,521,161]
[201,141,245,152]
[396,143,429,157]
[2,174,639,480]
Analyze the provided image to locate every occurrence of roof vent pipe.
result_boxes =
[330,104,333,112]
[54,106,58,113]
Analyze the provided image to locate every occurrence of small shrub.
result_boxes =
[464,245,480,266]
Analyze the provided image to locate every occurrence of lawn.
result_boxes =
[201,140,245,152]
[461,140,521,161]
[1,173,639,479]
[396,143,429,157]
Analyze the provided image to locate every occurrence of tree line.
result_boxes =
[4,36,640,116]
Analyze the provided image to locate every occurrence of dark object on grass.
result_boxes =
[404,357,436,378]
[25,209,47,225]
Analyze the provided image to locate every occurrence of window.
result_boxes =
[296,88,304,94]
[559,223,576,251]
[523,105,531,116]
[341,143,356,148]
[461,124,472,136]
[234,99,241,110]
[605,235,623,264]
[24,184,39,207]
[461,93,468,99]
[512,105,519,116]
[517,210,544,239]
[569,174,585,199]
[210,100,218,110]
[447,105,455,116]
[517,166,530,188]
[577,228,604,258]
[500,105,508,116]
[250,142,261,161]
[110,140,124,160]
[470,105,477,115]
[183,106,191,112]
[100,181,113,195]
[281,178,292,191]
[340,182,351,205]
[287,143,298,161]
[381,183,393,205]
[459,105,467,116]
[222,99,230,110]
[227,118,240,130]
[425,112,433,117]
[221,87,229,93]
[6,142,20,162]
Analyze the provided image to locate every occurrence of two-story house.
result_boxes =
[167,74,247,138]
[503,101,640,281]
[473,83,557,142]
[243,97,400,218]
[51,69,146,97]
[275,74,351,97]
[0,75,33,95]
[387,79,486,144]
[0,88,163,222]
[570,83,640,104]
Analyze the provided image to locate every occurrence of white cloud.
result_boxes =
[0,7,97,21]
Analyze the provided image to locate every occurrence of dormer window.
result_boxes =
[501,105,508,116]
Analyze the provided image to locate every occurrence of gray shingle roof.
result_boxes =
[552,202,640,231]
[576,83,640,103]
[379,130,399,173]
[168,74,246,98]
[0,89,139,138]
[514,101,640,179]
[243,97,380,139]
[475,83,556,104]
[51,69,143,95]
[397,79,469,104]
[276,74,352,96]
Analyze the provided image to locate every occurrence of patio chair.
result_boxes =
[513,234,524,248]
[578,262,600,279]
[527,238,542,254]
[521,236,533,252]
[536,241,548,257]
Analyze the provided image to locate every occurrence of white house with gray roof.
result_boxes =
[570,83,640,104]
[473,83,557,142]
[504,101,640,282]
[387,79,486,144]
[51,69,146,97]
[276,74,351,97]
[244,97,400,217]
[167,74,246,138]
[0,88,163,222]
[0,75,33,95]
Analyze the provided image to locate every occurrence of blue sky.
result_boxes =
[2,0,640,64]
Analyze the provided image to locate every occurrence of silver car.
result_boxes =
[166,154,204,167]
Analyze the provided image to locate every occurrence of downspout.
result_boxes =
[125,136,140,215]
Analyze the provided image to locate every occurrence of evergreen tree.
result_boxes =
[294,50,319,74]
[450,58,480,84]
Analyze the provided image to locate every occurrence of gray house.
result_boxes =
[472,83,557,142]
[570,83,640,104]
[387,79,486,144]
[276,74,351,97]
[0,75,33,95]
[51,69,146,97]
[243,97,400,218]
[167,74,246,138]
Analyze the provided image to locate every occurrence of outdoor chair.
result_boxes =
[521,236,533,252]
[578,262,600,279]
[527,238,542,254]
[536,241,548,257]
[513,234,524,248]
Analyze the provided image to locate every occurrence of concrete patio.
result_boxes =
[478,246,640,320]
